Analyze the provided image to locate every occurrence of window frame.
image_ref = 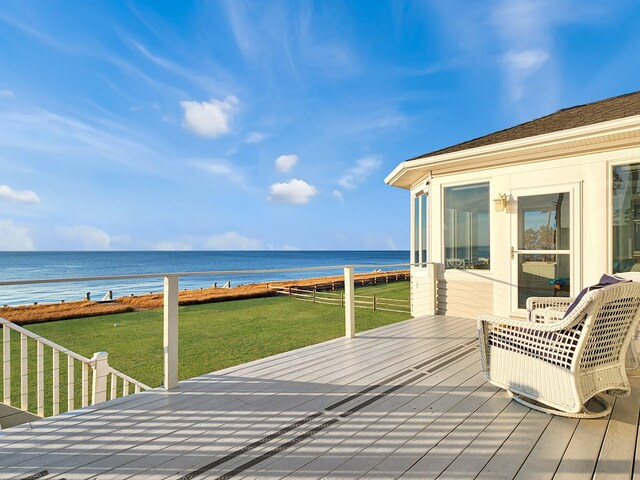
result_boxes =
[411,183,430,267]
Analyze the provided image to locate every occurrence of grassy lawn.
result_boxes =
[352,280,409,300]
[3,295,411,415]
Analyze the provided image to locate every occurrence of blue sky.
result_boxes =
[0,0,639,251]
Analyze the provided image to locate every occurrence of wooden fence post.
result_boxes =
[91,351,109,404]
[164,275,179,390]
[373,294,377,311]
[344,267,355,338]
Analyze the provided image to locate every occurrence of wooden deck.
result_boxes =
[1,314,640,479]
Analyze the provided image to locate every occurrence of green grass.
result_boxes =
[352,280,409,300]
[3,295,411,416]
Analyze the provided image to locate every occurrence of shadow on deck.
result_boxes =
[1,315,639,479]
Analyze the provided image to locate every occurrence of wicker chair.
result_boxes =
[478,281,640,418]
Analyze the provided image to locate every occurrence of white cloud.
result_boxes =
[245,132,267,144]
[0,185,40,204]
[55,225,111,250]
[268,179,318,205]
[0,219,34,251]
[205,231,262,250]
[180,96,238,138]
[338,156,382,189]
[332,190,344,202]
[275,154,298,173]
[503,49,549,72]
[0,89,13,98]
[192,159,246,186]
[0,107,171,175]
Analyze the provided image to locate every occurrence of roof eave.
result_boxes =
[385,114,640,190]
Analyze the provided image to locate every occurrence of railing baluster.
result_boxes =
[37,342,44,417]
[3,325,11,405]
[52,349,60,416]
[0,318,149,419]
[20,333,28,411]
[110,373,117,400]
[82,363,89,407]
[67,355,74,412]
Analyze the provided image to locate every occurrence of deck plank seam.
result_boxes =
[408,390,514,479]
[0,338,476,476]
[471,408,549,480]
[176,344,479,479]
[0,318,467,452]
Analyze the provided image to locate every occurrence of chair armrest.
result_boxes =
[526,296,574,312]
[478,314,574,332]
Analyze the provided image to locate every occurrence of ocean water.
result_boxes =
[0,251,409,306]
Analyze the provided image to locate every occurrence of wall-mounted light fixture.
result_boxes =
[494,193,508,212]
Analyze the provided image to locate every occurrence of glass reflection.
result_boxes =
[444,183,490,269]
[613,164,640,273]
[518,193,569,252]
[517,253,570,309]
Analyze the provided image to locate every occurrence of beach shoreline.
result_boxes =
[0,270,409,324]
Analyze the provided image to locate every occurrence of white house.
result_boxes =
[386,91,640,319]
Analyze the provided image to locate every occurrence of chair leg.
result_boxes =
[507,391,612,419]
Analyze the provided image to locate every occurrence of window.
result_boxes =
[444,183,490,269]
[413,191,428,266]
[613,164,640,273]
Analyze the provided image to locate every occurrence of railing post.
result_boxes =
[344,266,355,338]
[164,275,179,390]
[20,333,28,411]
[3,325,10,405]
[373,294,377,311]
[91,351,109,405]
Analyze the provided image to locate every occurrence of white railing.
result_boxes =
[0,263,412,393]
[0,317,150,419]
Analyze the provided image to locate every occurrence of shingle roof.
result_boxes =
[409,90,640,161]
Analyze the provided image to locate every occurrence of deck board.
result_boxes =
[1,314,639,479]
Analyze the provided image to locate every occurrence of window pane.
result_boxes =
[613,164,640,273]
[421,194,427,265]
[518,193,569,251]
[444,183,490,269]
[413,196,420,265]
[518,253,570,308]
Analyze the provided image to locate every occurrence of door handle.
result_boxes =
[511,246,516,259]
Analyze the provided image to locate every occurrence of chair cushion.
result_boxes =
[563,274,629,318]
